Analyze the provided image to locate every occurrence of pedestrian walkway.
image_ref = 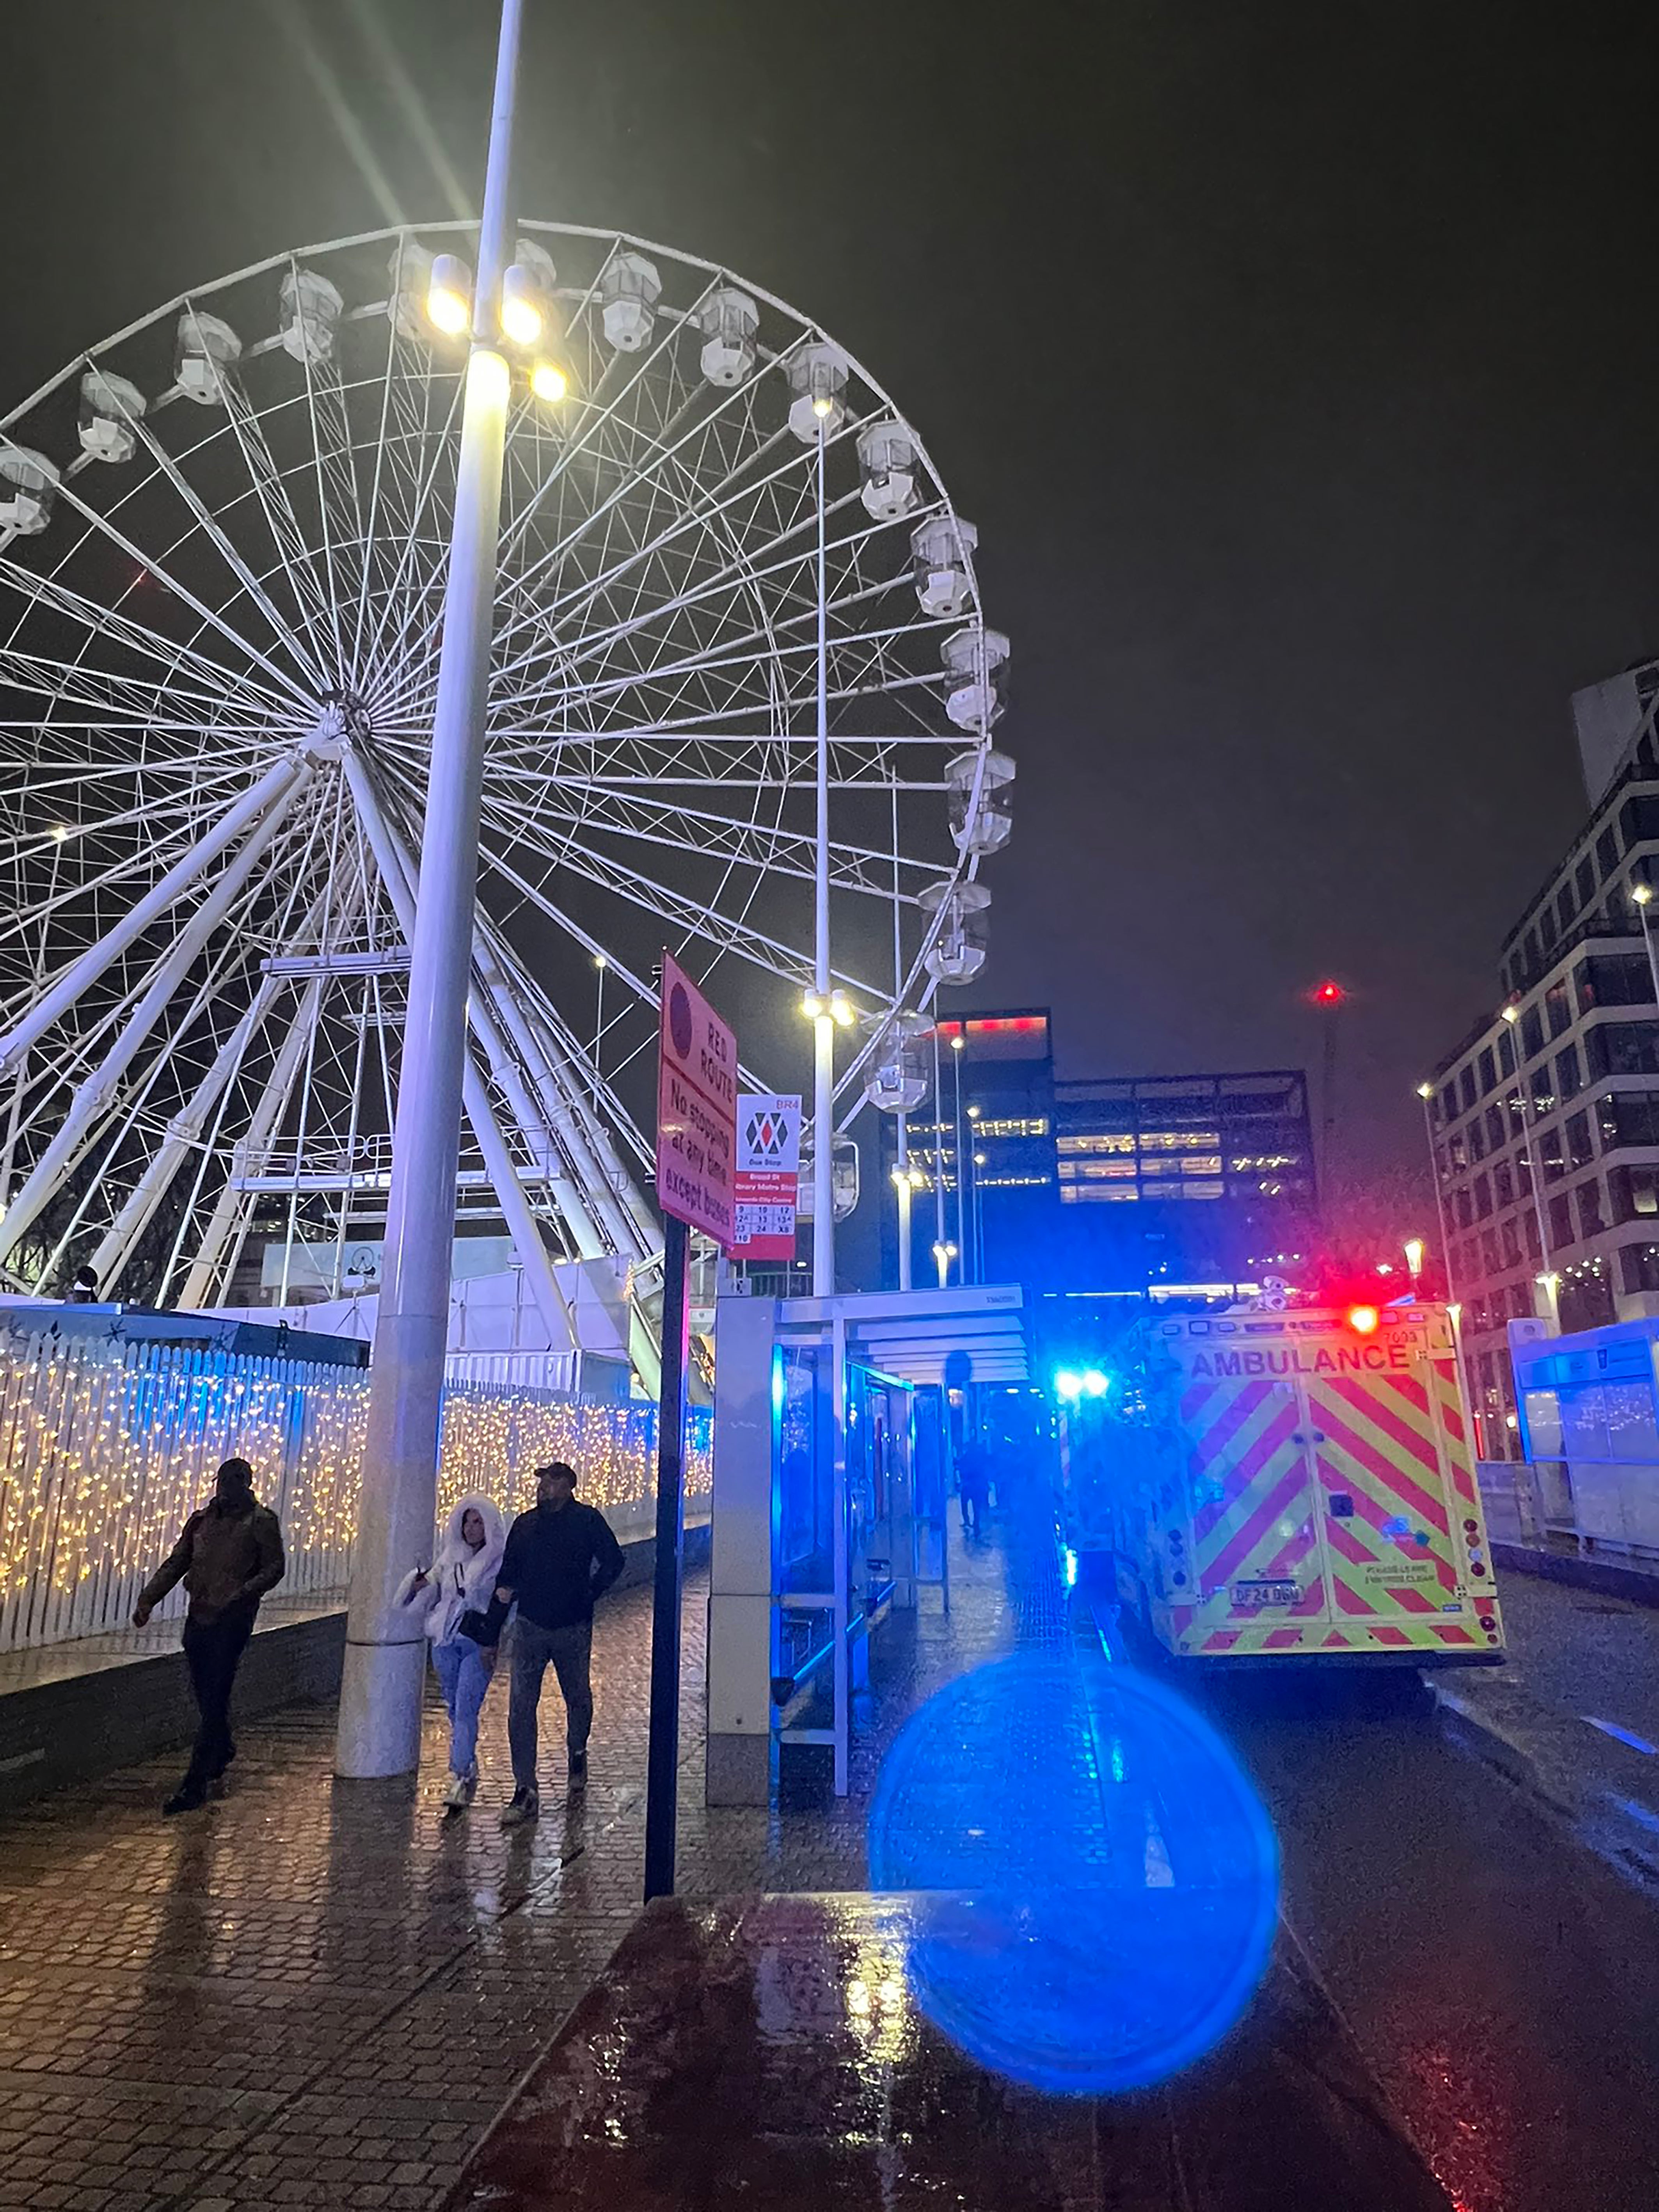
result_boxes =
[0,1525,1026,2212]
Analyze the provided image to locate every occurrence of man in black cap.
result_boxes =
[489,1462,624,1826]
[134,1457,286,1814]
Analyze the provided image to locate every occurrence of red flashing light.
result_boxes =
[1313,979,1345,1006]
[1346,1304,1380,1336]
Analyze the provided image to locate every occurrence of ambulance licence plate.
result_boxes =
[1232,1579,1298,1610]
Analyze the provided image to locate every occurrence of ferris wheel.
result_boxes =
[0,221,1011,1334]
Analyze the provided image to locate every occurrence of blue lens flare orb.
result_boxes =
[867,1654,1279,2095]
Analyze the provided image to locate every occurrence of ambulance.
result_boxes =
[1063,1302,1504,1665]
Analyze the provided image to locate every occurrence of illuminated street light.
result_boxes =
[426,252,472,336]
[1416,1080,1433,1100]
[1403,1236,1425,1288]
[829,988,856,1028]
[1632,880,1659,1007]
[1501,1003,1519,1024]
[529,357,568,403]
[499,261,544,346]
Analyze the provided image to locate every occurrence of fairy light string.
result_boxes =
[0,1327,710,1653]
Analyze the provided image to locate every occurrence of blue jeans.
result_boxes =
[432,1635,494,1779]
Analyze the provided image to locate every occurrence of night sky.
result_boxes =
[9,0,1659,1204]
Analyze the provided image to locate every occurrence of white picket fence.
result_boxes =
[0,1328,710,1653]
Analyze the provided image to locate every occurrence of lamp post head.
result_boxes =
[1416,1081,1433,1100]
[1501,1004,1519,1024]
[1637,881,1654,908]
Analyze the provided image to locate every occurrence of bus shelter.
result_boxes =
[705,1283,1029,1804]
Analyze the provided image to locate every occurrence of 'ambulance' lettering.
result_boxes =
[1188,1343,1410,1379]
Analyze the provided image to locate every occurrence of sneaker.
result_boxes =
[442,1773,474,1813]
[567,1752,588,1786]
[499,1788,540,1829]
[163,1782,206,1817]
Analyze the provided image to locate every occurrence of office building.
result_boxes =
[881,1013,1318,1311]
[1426,659,1659,1456]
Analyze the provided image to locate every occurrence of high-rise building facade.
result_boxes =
[879,1012,1317,1306]
[1427,663,1659,1457]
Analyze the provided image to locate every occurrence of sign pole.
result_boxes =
[646,949,736,1905]
[643,1208,690,1903]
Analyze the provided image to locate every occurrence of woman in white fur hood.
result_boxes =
[394,1492,507,1812]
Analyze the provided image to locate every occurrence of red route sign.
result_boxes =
[655,951,737,1247]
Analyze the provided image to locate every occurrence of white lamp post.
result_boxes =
[337,0,557,1777]
[1633,879,1659,1006]
[810,412,835,1293]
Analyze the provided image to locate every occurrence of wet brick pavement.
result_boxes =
[0,1523,1031,2212]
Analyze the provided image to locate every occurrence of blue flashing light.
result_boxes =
[1063,1547,1079,1588]
[771,1354,786,1418]
[1053,1368,1084,1402]
[1081,1369,1111,1398]
[868,1654,1279,2095]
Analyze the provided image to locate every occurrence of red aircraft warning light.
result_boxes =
[1313,979,1345,1006]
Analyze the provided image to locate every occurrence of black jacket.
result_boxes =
[491,1500,625,1635]
[139,1497,286,1626]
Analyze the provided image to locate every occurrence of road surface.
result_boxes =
[1091,1569,1659,2211]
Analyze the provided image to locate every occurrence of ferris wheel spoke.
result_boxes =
[0,644,240,736]
[474,800,879,999]
[0,558,302,730]
[348,318,438,679]
[488,404,818,677]
[214,373,346,681]
[494,440,878,693]
[103,392,334,696]
[402,354,800,695]
[486,667,956,764]
[490,268,726,571]
[353,358,465,687]
[493,778,942,899]
[290,355,362,684]
[496,606,945,742]
[501,487,937,708]
[0,783,268,972]
[16,452,322,714]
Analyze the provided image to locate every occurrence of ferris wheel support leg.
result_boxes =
[89,984,279,1294]
[0,766,311,1276]
[175,973,328,1308]
[0,752,308,1083]
[341,754,625,1375]
[456,1045,581,1357]
[345,754,577,1238]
